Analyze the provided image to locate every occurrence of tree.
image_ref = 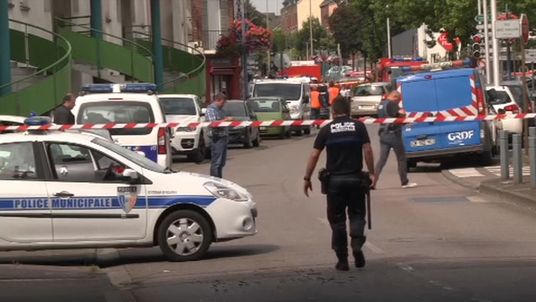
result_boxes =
[245,0,266,28]
[328,5,363,58]
[296,17,335,57]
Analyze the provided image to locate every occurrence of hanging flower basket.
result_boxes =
[216,19,273,57]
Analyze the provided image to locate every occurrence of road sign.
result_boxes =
[475,15,484,23]
[495,20,521,39]
[476,24,492,30]
[526,49,536,63]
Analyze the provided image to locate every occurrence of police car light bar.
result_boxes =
[120,83,157,93]
[80,83,157,95]
[80,84,114,94]
[24,116,52,126]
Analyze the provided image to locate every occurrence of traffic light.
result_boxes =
[471,34,483,58]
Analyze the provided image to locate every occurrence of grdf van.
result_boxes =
[398,68,496,169]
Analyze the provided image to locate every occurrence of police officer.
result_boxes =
[53,93,76,125]
[303,96,376,271]
[375,91,417,188]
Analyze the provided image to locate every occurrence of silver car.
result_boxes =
[350,82,392,117]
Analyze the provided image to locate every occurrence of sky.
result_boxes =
[249,0,283,15]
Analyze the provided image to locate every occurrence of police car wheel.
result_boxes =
[158,210,212,261]
[303,127,311,135]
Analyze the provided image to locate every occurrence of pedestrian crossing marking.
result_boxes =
[449,168,484,178]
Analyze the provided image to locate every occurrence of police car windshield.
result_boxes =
[254,83,301,100]
[92,137,166,173]
[487,90,512,105]
[160,98,197,115]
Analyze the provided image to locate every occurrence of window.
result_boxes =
[77,101,155,135]
[160,98,197,115]
[253,83,302,100]
[0,142,38,180]
[249,99,280,112]
[47,143,128,183]
[223,102,247,117]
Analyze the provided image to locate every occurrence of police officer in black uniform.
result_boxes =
[303,96,376,271]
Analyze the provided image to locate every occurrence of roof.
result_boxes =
[0,131,97,144]
[158,94,198,99]
[0,115,26,124]
[398,68,475,83]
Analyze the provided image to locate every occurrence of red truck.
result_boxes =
[375,57,427,82]
[279,62,322,82]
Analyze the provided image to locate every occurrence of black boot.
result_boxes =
[354,250,366,268]
[335,255,349,271]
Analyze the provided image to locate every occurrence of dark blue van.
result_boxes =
[398,68,496,168]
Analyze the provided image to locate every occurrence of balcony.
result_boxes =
[203,29,227,53]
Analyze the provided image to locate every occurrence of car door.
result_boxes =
[43,142,147,241]
[0,142,52,243]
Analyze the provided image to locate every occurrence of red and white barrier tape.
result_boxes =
[1,114,535,132]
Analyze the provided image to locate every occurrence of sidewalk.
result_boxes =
[442,164,536,209]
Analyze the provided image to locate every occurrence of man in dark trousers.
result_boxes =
[205,93,232,178]
[375,91,417,189]
[303,96,376,271]
[53,93,76,124]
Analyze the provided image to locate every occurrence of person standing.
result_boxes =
[206,93,232,178]
[375,91,417,188]
[303,96,376,271]
[310,85,321,121]
[53,93,76,124]
[328,81,340,106]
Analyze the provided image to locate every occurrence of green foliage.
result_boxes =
[296,17,335,57]
[328,5,363,58]
[245,0,266,28]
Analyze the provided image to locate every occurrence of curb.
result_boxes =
[440,169,480,190]
[479,180,536,211]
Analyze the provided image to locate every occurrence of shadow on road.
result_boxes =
[0,244,281,268]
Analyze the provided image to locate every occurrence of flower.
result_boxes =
[216,19,273,56]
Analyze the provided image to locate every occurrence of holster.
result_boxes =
[317,168,330,195]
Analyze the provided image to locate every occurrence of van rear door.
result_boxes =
[401,69,481,154]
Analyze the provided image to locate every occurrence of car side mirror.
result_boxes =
[201,108,207,116]
[303,96,310,104]
[122,169,139,183]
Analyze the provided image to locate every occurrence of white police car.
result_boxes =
[0,118,257,261]
[72,83,172,169]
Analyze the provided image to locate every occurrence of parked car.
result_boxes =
[224,100,261,148]
[159,94,210,163]
[251,79,311,136]
[485,86,523,134]
[350,82,392,117]
[247,97,291,139]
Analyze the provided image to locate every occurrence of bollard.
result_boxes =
[512,134,522,184]
[530,127,536,187]
[500,130,510,180]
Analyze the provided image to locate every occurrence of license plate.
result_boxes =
[410,138,436,147]
[260,126,267,130]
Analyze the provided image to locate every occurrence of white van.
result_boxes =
[72,83,172,168]
[251,79,311,135]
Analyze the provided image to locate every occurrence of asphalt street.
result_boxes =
[2,125,536,302]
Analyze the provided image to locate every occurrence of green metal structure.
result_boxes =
[56,17,154,83]
[0,19,71,116]
[134,32,206,97]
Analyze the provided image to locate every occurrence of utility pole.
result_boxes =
[266,0,270,77]
[387,17,391,58]
[241,0,248,99]
[491,0,500,86]
[309,0,313,58]
[0,0,11,96]
[483,0,491,84]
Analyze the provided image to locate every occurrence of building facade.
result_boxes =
[281,2,298,32]
[319,0,337,29]
[296,0,322,30]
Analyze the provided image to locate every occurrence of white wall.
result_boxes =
[7,0,54,39]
